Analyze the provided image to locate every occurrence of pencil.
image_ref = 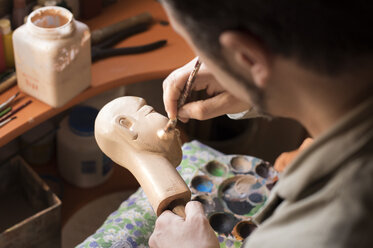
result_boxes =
[0,100,32,123]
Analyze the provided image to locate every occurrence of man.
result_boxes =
[149,0,373,247]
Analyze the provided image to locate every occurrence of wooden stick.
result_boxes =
[172,205,186,219]
[169,199,187,219]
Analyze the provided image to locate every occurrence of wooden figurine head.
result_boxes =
[95,96,190,216]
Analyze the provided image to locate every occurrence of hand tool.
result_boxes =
[91,22,167,62]
[0,91,19,111]
[0,99,32,123]
[91,12,153,45]
[159,59,202,139]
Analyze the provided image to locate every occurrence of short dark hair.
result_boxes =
[161,0,373,75]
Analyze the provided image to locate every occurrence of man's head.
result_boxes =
[95,96,182,167]
[161,0,373,116]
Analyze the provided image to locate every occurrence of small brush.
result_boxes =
[158,59,202,139]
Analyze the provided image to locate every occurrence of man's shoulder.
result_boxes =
[243,150,373,248]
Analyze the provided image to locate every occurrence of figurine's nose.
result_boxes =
[137,105,154,117]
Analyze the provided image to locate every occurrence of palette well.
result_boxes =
[189,154,278,242]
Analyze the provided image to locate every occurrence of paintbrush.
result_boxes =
[0,116,17,128]
[0,106,11,118]
[158,59,202,139]
[0,91,20,111]
[0,100,32,123]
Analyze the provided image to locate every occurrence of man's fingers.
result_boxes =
[163,58,200,119]
[179,117,189,123]
[150,210,178,248]
[300,137,313,149]
[274,138,314,172]
[178,92,249,120]
[163,71,186,119]
[178,94,225,120]
[185,201,205,220]
[156,210,182,228]
[274,151,295,172]
[148,233,158,248]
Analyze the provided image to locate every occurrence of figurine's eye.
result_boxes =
[119,117,133,129]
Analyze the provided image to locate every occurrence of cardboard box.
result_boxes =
[0,156,61,248]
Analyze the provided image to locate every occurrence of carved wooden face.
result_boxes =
[95,96,182,166]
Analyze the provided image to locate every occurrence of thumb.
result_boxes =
[185,201,205,221]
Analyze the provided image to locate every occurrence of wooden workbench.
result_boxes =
[0,0,194,147]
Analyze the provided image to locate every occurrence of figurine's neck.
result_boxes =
[129,152,189,216]
[132,152,173,170]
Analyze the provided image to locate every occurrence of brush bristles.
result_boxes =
[158,119,177,139]
[164,118,177,132]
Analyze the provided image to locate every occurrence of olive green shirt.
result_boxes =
[243,97,373,247]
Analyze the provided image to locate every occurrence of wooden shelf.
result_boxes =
[0,0,195,147]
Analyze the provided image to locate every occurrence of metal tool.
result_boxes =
[91,12,153,45]
[91,22,167,62]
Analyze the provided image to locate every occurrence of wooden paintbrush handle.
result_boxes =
[172,205,186,219]
[168,199,187,219]
[177,59,202,108]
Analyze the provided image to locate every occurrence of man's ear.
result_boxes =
[219,31,271,88]
[114,115,138,140]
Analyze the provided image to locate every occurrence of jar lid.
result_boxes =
[68,106,98,137]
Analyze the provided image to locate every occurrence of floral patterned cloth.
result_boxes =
[78,141,269,248]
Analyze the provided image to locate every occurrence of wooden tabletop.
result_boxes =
[0,0,194,147]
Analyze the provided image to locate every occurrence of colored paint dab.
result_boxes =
[196,180,213,193]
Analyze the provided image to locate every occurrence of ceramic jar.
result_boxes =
[13,6,91,107]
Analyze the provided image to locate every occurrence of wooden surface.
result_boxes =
[0,0,195,147]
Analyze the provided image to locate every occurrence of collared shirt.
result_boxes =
[243,97,373,248]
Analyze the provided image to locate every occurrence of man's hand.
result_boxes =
[149,201,219,248]
[163,57,250,122]
[274,138,313,172]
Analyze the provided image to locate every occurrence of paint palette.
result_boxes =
[189,155,278,242]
